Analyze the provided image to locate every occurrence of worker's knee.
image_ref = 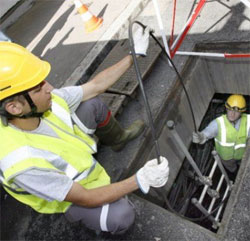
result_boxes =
[76,97,101,120]
[107,198,135,235]
[75,97,109,129]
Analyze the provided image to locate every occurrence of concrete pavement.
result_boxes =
[3,0,150,87]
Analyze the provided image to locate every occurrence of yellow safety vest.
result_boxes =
[0,94,110,213]
[215,114,250,161]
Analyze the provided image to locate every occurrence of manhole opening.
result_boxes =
[166,92,250,232]
[127,41,250,235]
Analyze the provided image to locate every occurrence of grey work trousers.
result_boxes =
[74,96,109,132]
[67,98,135,234]
[65,198,135,235]
[222,159,241,173]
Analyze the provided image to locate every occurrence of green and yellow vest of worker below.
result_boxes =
[215,113,249,161]
[0,94,110,214]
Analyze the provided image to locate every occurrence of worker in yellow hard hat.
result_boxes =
[192,94,249,177]
[0,27,169,235]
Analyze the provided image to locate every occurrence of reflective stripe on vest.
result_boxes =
[44,118,97,153]
[0,145,96,182]
[215,117,235,147]
[52,98,96,135]
[49,94,97,152]
[247,115,250,136]
[52,101,73,129]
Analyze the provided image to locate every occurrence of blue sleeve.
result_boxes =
[202,119,218,139]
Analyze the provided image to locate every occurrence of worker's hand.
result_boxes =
[133,26,150,56]
[192,131,207,144]
[136,156,169,194]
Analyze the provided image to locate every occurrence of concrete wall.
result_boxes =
[0,0,34,30]
[0,0,21,18]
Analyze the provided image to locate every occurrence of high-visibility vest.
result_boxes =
[0,94,110,214]
[215,114,250,161]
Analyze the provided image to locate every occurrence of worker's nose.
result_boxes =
[229,111,234,117]
[227,110,235,120]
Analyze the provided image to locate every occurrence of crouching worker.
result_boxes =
[192,94,250,177]
[0,34,169,234]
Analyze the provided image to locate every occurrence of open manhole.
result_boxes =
[167,92,250,232]
[130,41,250,234]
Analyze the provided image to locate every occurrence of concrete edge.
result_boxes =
[129,193,219,241]
[217,140,250,238]
[0,0,34,30]
[63,0,150,87]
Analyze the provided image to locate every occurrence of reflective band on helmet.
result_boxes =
[225,102,246,112]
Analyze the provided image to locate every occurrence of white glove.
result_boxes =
[136,156,169,194]
[192,131,207,144]
[133,26,150,56]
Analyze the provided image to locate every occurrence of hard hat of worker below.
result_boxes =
[0,42,51,101]
[225,94,246,112]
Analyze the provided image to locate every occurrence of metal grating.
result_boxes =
[90,39,162,96]
[100,93,126,117]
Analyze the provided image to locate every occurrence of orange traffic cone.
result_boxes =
[74,0,103,33]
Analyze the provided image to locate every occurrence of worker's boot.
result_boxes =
[95,115,145,152]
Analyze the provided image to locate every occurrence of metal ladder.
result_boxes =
[167,120,233,229]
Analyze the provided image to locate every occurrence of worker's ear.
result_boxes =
[5,99,24,116]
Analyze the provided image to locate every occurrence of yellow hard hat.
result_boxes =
[225,94,246,112]
[0,42,51,101]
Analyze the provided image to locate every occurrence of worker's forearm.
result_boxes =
[65,175,138,208]
[93,55,133,93]
[85,175,138,207]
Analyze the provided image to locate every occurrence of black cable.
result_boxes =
[128,20,231,224]
[131,21,197,132]
[128,21,161,163]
